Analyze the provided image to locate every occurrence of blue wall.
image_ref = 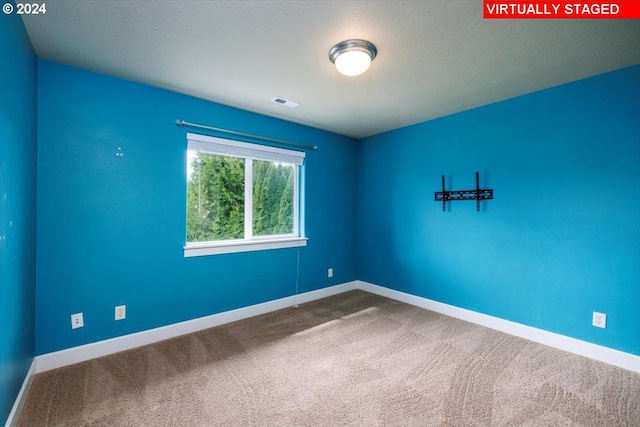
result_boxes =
[357,65,640,355]
[36,60,358,355]
[33,61,640,357]
[0,10,37,426]
[3,15,637,420]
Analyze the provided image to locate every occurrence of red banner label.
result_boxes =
[484,1,640,18]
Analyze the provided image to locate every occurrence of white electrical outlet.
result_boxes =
[71,313,84,329]
[115,305,126,321]
[592,311,607,329]
[328,268,333,278]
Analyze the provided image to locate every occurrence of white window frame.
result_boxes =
[184,132,307,257]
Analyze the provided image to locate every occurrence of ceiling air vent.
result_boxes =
[271,97,300,109]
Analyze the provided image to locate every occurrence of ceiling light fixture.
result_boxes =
[329,39,377,77]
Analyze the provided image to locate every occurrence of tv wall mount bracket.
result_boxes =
[434,171,493,212]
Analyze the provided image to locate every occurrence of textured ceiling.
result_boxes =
[22,1,640,139]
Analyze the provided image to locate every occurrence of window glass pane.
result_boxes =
[186,151,245,242]
[252,159,294,236]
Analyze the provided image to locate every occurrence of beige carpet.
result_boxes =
[18,290,640,426]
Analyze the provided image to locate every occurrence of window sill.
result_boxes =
[184,237,308,257]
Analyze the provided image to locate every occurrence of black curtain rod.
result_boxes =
[175,120,318,151]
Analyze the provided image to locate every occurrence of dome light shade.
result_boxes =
[329,39,377,77]
[334,50,372,76]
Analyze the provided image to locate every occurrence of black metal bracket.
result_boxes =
[434,171,493,212]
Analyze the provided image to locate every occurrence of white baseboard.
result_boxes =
[356,281,640,373]
[4,359,36,427]
[35,281,358,373]
[34,279,639,375]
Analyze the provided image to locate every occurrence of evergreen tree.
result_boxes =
[187,153,244,241]
[253,161,293,236]
[187,154,295,241]
[277,171,294,233]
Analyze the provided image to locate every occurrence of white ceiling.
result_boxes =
[22,1,640,139]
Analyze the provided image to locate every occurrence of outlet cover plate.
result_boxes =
[71,313,84,329]
[592,311,607,329]
[115,305,126,321]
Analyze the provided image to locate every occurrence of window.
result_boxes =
[184,132,307,257]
